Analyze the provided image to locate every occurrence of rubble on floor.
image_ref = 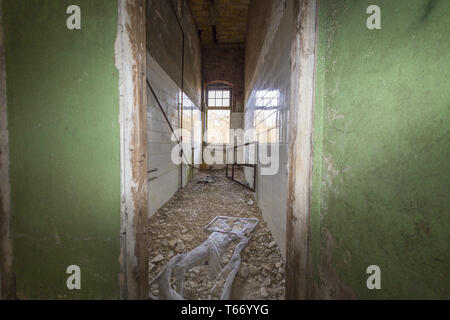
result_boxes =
[148,169,285,300]
[195,175,216,184]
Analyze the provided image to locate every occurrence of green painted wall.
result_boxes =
[311,0,449,299]
[3,0,120,299]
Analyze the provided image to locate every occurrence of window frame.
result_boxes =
[207,86,232,109]
[206,86,232,144]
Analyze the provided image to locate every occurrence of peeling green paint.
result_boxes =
[311,0,449,299]
[3,0,120,299]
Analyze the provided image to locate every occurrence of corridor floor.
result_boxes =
[148,169,286,300]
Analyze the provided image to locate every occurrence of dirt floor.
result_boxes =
[148,169,286,300]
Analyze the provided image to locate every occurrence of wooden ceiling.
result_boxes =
[189,0,250,46]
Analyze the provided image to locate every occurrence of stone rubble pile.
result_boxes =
[148,170,285,300]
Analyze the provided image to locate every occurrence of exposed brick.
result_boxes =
[202,46,245,112]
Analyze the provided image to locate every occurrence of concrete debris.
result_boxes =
[168,239,177,249]
[260,287,269,298]
[148,216,258,300]
[262,276,271,287]
[196,176,216,184]
[261,263,272,272]
[249,265,259,276]
[151,254,164,263]
[148,169,285,300]
[239,265,249,278]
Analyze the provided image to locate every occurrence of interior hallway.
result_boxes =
[0,0,448,300]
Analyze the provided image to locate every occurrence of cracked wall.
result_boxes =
[310,0,450,299]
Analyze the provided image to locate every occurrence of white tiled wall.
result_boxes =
[244,7,292,258]
[147,53,201,216]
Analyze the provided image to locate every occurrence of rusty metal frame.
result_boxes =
[225,142,257,192]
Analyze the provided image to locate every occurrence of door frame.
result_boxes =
[285,0,319,300]
[116,0,148,300]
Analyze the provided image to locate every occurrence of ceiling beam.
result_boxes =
[206,0,218,43]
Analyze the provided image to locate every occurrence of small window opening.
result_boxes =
[208,89,231,108]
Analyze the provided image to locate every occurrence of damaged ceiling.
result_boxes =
[189,0,250,45]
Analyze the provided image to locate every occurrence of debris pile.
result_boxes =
[148,169,285,300]
[196,175,216,184]
[148,216,258,300]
